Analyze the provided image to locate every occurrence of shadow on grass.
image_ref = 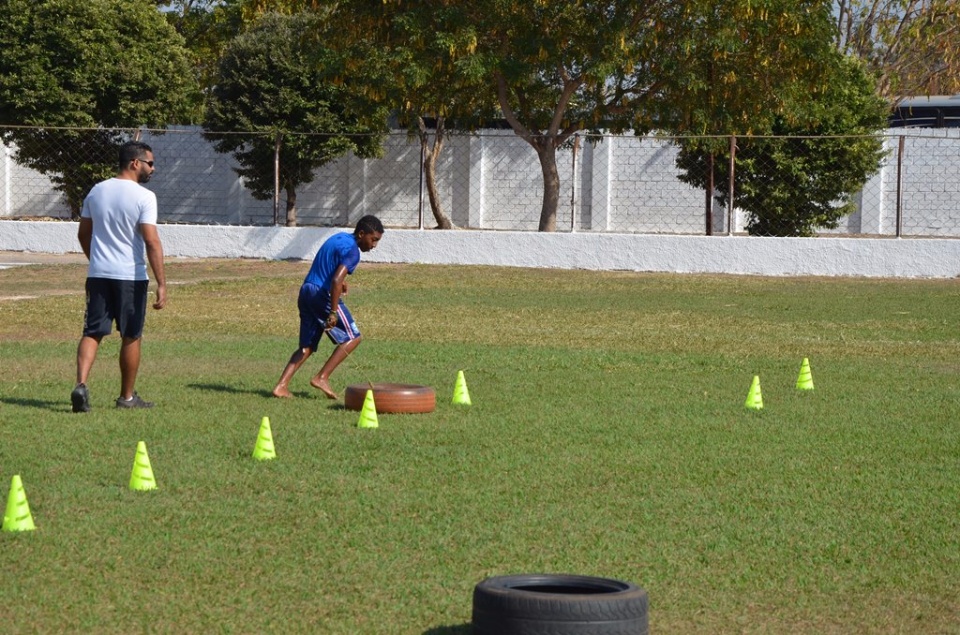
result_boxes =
[422,625,471,635]
[187,382,278,398]
[187,383,354,409]
[0,396,69,411]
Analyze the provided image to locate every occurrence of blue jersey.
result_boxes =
[303,232,360,291]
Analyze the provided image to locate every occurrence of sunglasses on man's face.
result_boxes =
[137,158,155,168]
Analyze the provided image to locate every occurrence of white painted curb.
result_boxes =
[1,220,957,278]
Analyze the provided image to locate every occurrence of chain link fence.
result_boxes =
[2,125,958,237]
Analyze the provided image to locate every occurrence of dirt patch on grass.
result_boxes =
[0,253,313,302]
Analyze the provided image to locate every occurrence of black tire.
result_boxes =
[472,574,648,635]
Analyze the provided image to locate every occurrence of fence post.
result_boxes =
[273,131,281,226]
[726,135,736,235]
[895,135,905,237]
[570,133,580,232]
[705,152,714,236]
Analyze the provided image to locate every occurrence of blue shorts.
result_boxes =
[298,283,361,351]
[82,278,149,339]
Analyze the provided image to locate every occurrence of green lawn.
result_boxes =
[1,259,958,634]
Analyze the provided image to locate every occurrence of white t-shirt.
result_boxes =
[81,178,158,281]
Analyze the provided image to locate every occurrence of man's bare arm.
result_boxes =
[77,218,93,259]
[141,223,167,310]
[325,265,349,328]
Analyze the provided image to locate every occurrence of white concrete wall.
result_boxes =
[1,142,69,218]
[2,220,957,278]
[4,128,958,236]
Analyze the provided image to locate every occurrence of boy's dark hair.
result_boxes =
[355,215,384,236]
[119,141,153,169]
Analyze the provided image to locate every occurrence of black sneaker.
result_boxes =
[115,392,154,409]
[71,383,91,413]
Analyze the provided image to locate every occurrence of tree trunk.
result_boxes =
[417,116,454,229]
[493,73,564,233]
[285,183,297,227]
[536,141,560,232]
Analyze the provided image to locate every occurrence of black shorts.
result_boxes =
[82,278,149,339]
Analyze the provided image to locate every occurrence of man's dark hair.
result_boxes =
[119,141,153,169]
[355,215,384,236]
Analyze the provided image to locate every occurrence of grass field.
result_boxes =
[1,257,958,634]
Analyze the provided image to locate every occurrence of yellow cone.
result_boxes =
[2,474,36,533]
[452,370,471,406]
[796,358,814,391]
[253,416,277,460]
[357,389,379,428]
[744,375,763,410]
[129,441,157,491]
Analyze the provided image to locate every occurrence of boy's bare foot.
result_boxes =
[272,385,293,398]
[310,377,338,400]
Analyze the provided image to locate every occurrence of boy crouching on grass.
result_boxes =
[272,215,383,400]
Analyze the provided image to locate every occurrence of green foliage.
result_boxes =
[835,0,960,99]
[202,11,388,225]
[676,56,889,236]
[323,2,500,229]
[159,1,248,101]
[355,1,844,232]
[330,3,494,128]
[660,0,840,136]
[0,0,200,217]
[206,2,865,234]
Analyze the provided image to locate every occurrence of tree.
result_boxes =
[469,1,678,232]
[157,1,247,109]
[203,11,388,226]
[517,1,848,230]
[254,1,841,232]
[835,0,960,100]
[675,56,889,236]
[377,1,843,232]
[0,0,200,218]
[329,2,497,229]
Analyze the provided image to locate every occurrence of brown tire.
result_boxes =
[343,383,436,414]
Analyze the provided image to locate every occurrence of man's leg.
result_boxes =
[310,336,362,400]
[118,336,141,400]
[273,348,313,398]
[73,334,102,412]
[76,335,102,386]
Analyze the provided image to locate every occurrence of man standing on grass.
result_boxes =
[272,215,383,400]
[71,141,167,412]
